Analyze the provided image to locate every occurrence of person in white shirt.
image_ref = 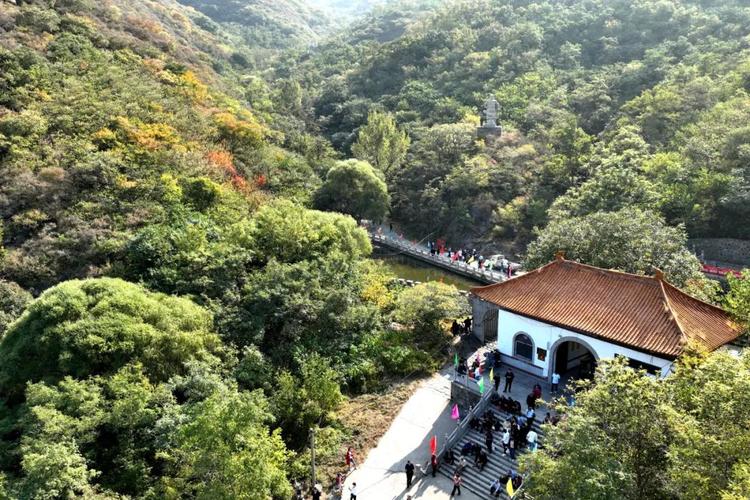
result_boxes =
[527,430,538,451]
[349,482,358,500]
[551,371,561,393]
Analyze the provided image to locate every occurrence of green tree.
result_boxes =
[525,208,704,287]
[522,358,671,499]
[548,167,660,219]
[723,462,750,500]
[237,257,382,364]
[235,345,273,392]
[420,122,477,166]
[392,282,468,349]
[725,269,750,334]
[523,349,750,500]
[0,278,222,400]
[666,349,750,499]
[272,354,342,448]
[17,377,105,499]
[167,387,291,499]
[314,159,390,222]
[245,199,372,265]
[351,111,410,178]
[0,280,31,337]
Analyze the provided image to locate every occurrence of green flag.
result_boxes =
[454,352,458,369]
[477,376,484,394]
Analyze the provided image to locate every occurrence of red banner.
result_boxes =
[702,264,742,278]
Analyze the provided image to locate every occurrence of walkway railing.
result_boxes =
[437,379,493,463]
[436,382,532,499]
[370,232,513,285]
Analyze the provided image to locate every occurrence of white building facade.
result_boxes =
[496,309,674,379]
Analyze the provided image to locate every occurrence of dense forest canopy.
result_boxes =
[1,0,750,497]
[0,0,469,497]
[277,0,750,253]
[175,0,333,50]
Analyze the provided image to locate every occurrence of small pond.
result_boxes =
[371,247,482,291]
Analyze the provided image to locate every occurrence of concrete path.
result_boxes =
[343,366,481,499]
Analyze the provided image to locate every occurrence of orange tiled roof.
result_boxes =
[471,257,742,358]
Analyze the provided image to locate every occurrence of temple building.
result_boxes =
[470,255,742,380]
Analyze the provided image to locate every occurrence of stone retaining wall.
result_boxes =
[689,238,750,266]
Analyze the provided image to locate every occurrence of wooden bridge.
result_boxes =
[370,233,513,285]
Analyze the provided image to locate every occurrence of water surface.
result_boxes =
[372,250,482,291]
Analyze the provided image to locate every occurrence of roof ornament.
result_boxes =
[653,268,665,281]
[554,251,566,261]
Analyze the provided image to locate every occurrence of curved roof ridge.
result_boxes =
[658,278,690,349]
[661,279,740,316]
[470,258,559,294]
[557,259,661,283]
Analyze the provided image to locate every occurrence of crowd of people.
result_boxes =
[441,349,568,497]
[451,318,473,338]
[425,240,515,276]
[436,398,545,497]
[368,222,518,281]
[332,346,567,499]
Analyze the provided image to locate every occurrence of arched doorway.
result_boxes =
[550,338,599,384]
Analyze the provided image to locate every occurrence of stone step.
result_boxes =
[438,406,544,498]
[471,405,546,436]
[439,442,525,498]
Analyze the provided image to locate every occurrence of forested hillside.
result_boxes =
[0,0,329,294]
[2,0,750,497]
[287,0,750,253]
[0,1,467,497]
[176,0,332,50]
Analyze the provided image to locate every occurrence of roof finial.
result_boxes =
[653,268,665,281]
[555,251,566,261]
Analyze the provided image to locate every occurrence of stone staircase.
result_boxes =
[438,406,544,498]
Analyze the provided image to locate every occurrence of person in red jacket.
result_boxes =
[345,447,357,471]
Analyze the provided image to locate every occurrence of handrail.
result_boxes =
[437,377,493,463]
[370,232,513,283]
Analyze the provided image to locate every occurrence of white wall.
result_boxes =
[496,309,674,378]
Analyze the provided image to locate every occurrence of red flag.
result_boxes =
[429,435,437,455]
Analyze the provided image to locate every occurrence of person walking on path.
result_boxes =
[502,428,510,454]
[405,460,415,488]
[431,453,438,477]
[526,392,536,411]
[551,371,560,393]
[504,368,515,393]
[451,473,463,496]
[349,482,358,500]
[485,429,494,454]
[493,369,501,392]
[533,383,542,400]
[527,429,539,452]
[346,447,357,471]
